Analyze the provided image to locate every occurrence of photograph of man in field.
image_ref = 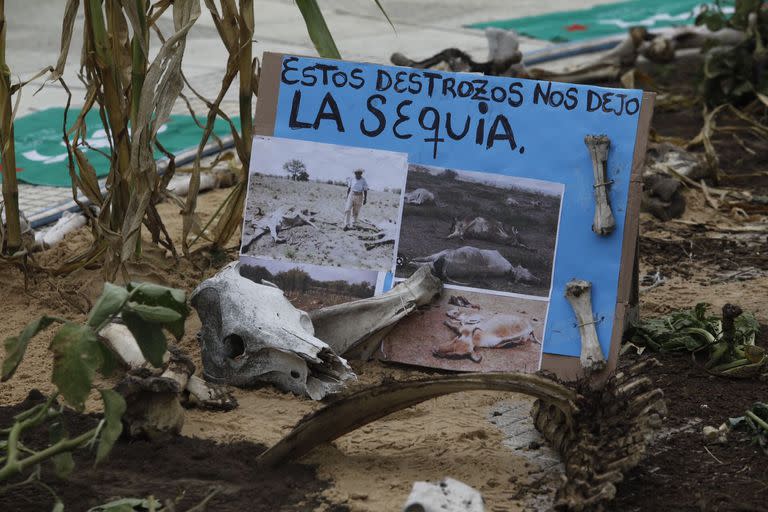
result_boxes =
[239,256,377,312]
[240,137,408,273]
[395,165,564,297]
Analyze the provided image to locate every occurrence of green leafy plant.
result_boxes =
[729,402,768,454]
[696,0,768,106]
[626,303,764,376]
[0,281,189,483]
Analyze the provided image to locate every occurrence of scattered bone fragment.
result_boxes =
[114,347,195,441]
[584,135,616,236]
[645,142,707,180]
[565,280,606,373]
[167,165,237,196]
[402,477,484,512]
[190,262,355,400]
[485,27,521,70]
[310,266,441,356]
[183,374,238,411]
[99,322,154,370]
[99,322,237,416]
[531,359,667,511]
[33,211,87,250]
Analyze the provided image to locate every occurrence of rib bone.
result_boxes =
[565,279,606,373]
[584,135,616,236]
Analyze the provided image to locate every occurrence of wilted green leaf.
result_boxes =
[124,303,182,324]
[87,283,130,330]
[50,323,102,410]
[295,0,341,59]
[96,389,126,465]
[128,282,185,304]
[95,340,118,377]
[127,283,189,340]
[49,418,75,478]
[122,311,167,367]
[3,316,60,381]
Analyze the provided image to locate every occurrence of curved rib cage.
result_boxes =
[533,359,667,511]
[256,373,578,468]
[257,363,666,511]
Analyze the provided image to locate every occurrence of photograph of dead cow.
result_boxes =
[395,165,563,297]
[240,136,408,272]
[239,256,377,312]
[378,290,546,372]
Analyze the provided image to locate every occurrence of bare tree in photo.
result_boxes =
[283,159,309,181]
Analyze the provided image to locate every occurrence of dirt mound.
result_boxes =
[0,391,337,512]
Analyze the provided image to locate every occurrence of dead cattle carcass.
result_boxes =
[404,188,436,205]
[435,310,539,362]
[241,206,318,250]
[411,246,538,284]
[447,216,518,243]
[190,263,355,400]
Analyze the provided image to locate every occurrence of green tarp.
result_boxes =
[2,107,236,187]
[469,0,734,42]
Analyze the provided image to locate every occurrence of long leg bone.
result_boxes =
[584,135,616,236]
[310,266,442,356]
[565,279,606,373]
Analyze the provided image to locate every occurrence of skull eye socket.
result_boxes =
[222,334,245,359]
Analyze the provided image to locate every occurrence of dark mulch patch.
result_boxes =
[611,330,768,512]
[0,392,342,512]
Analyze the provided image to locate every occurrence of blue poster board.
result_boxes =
[248,52,651,375]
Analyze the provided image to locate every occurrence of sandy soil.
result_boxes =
[242,175,402,272]
[380,290,546,373]
[2,183,768,511]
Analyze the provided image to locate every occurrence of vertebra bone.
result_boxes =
[584,135,616,236]
[565,279,606,373]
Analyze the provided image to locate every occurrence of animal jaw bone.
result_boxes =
[310,266,442,356]
[565,279,606,373]
[190,262,355,400]
[241,206,319,250]
[585,135,616,236]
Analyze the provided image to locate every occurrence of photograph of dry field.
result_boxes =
[240,137,407,272]
[379,290,546,372]
[239,256,377,311]
[395,165,564,297]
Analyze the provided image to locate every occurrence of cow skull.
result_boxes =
[190,263,355,400]
[584,135,616,236]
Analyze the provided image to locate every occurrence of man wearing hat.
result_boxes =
[343,168,369,230]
